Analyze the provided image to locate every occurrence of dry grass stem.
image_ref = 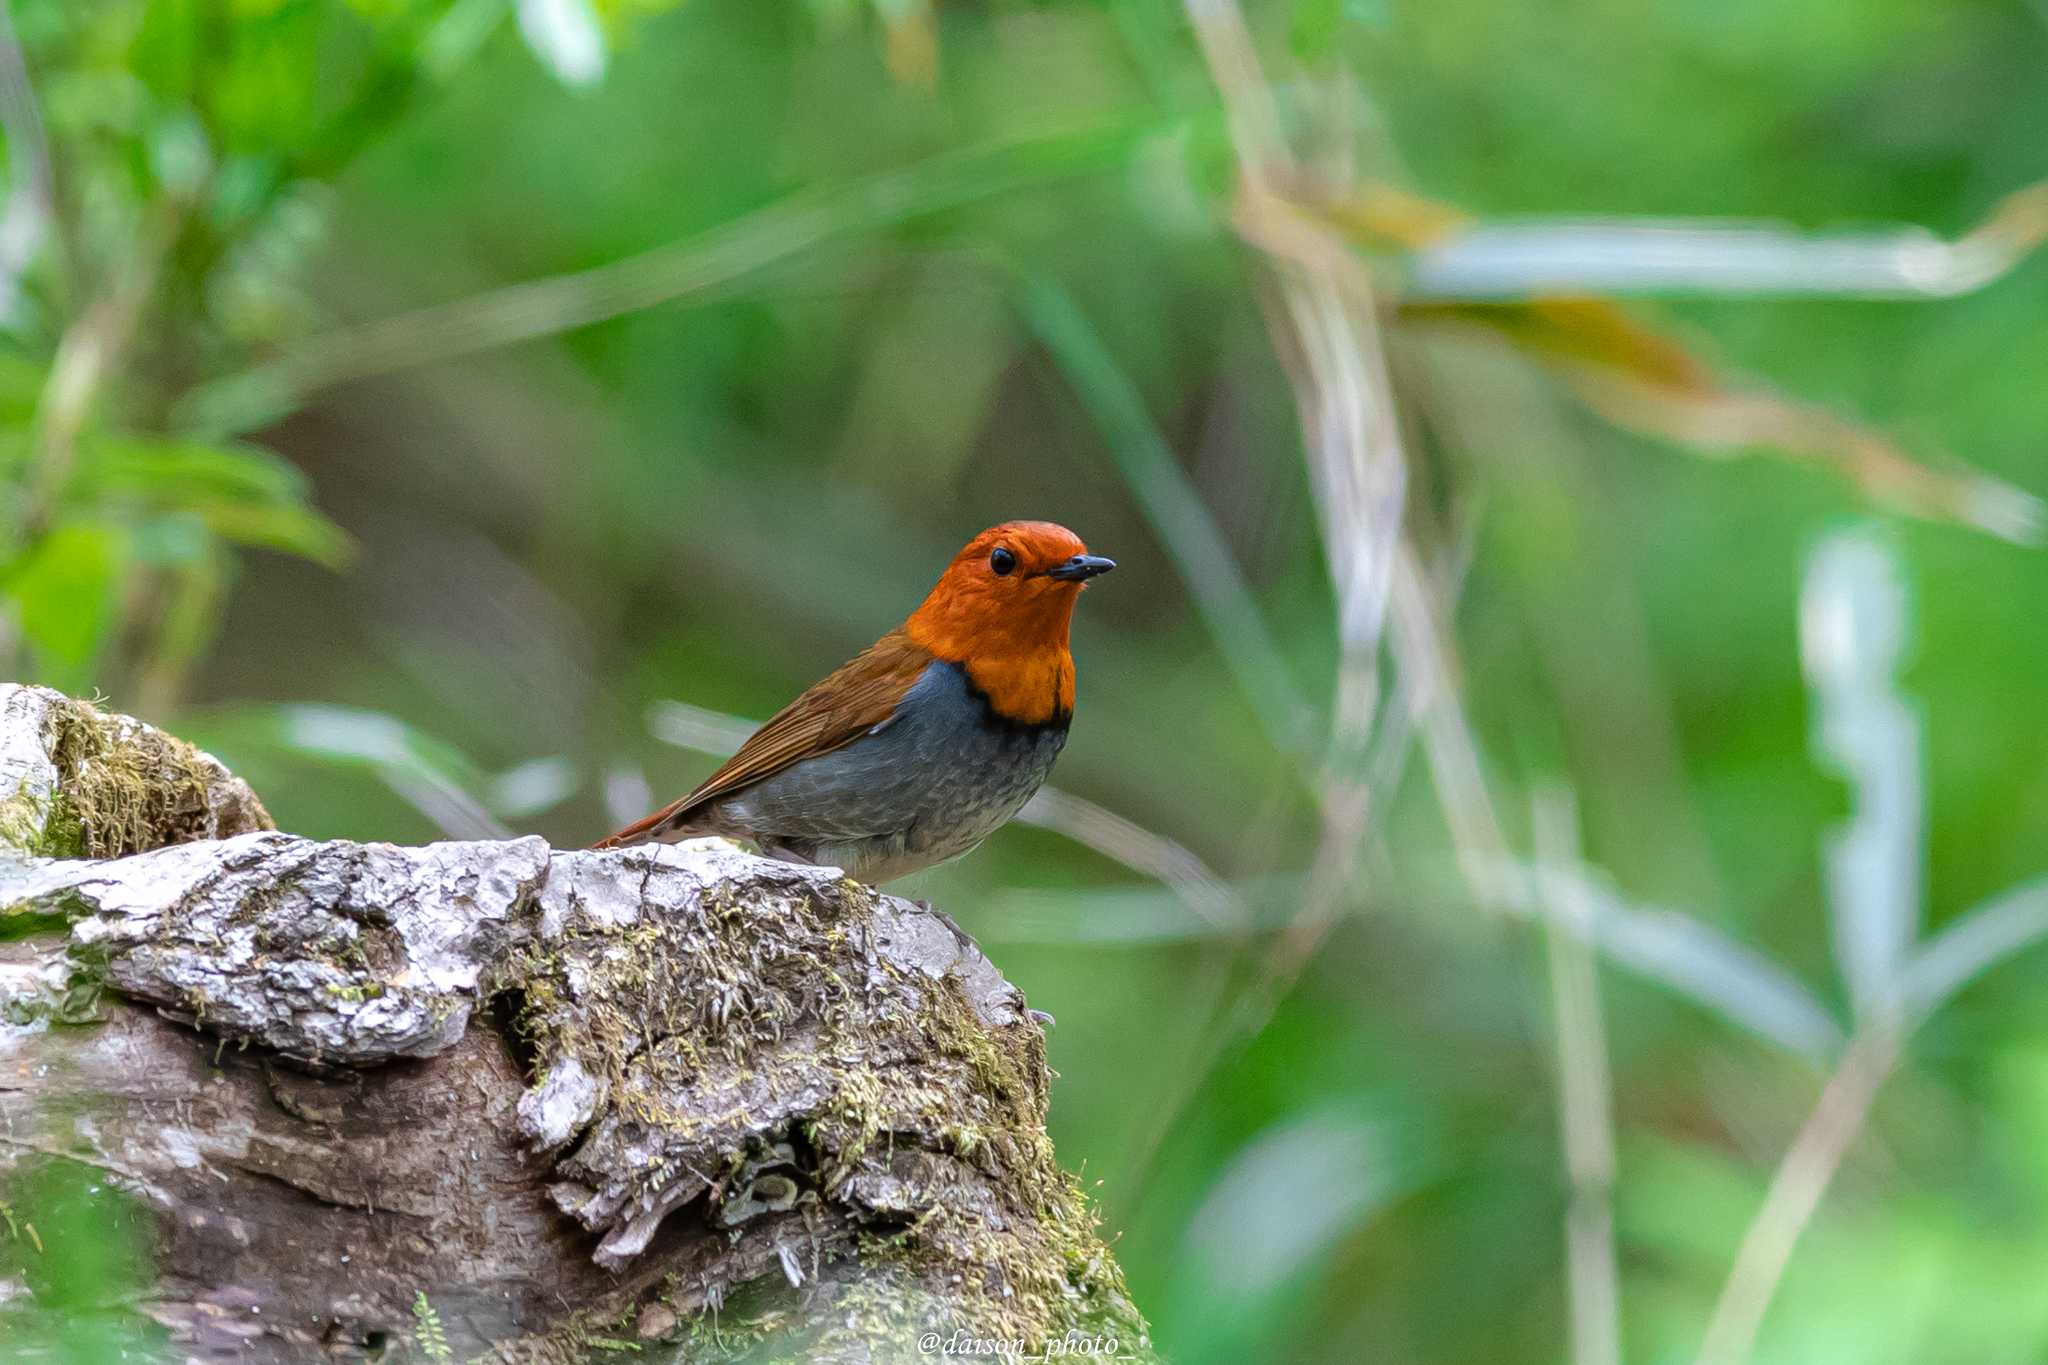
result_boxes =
[1693,1023,1901,1365]
[1536,791,1622,1365]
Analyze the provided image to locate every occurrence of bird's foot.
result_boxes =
[904,899,1046,1024]
[913,899,980,956]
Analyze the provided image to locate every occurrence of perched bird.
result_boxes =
[596,521,1115,885]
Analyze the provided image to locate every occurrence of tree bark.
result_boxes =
[0,685,1151,1363]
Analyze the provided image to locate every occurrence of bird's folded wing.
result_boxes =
[595,630,934,847]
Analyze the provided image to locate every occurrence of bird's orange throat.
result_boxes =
[906,588,1081,726]
[960,649,1074,726]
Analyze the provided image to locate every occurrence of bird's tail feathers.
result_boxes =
[589,796,695,851]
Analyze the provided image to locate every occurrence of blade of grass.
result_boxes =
[1017,274,1314,762]
[1187,19,1411,1016]
[1020,786,1247,933]
[1114,2,1420,1225]
[180,113,1198,435]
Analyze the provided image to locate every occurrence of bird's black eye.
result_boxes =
[989,547,1017,576]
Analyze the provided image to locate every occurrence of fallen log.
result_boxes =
[0,684,1150,1362]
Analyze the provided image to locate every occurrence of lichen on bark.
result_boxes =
[0,685,1152,1363]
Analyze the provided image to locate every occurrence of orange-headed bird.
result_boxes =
[596,521,1115,883]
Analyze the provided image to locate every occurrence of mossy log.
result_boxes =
[0,685,1151,1363]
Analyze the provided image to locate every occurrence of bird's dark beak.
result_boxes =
[1046,554,1116,582]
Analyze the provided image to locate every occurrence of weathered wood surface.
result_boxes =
[0,685,1149,1363]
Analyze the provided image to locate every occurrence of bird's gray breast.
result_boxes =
[714,660,1068,881]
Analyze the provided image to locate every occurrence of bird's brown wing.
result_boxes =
[593,630,934,849]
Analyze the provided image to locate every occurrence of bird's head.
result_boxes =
[905,521,1114,722]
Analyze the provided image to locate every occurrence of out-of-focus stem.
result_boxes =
[14,203,179,545]
[1185,0,1410,1015]
[1389,533,1516,906]
[1693,1023,1901,1365]
[1537,792,1622,1365]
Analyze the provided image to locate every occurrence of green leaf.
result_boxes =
[191,498,352,566]
[1171,1104,1420,1360]
[6,520,127,681]
[67,436,353,568]
[73,436,309,504]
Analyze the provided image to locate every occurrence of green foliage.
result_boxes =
[0,1156,164,1361]
[8,522,123,683]
[68,437,349,565]
[412,1290,451,1361]
[0,0,438,699]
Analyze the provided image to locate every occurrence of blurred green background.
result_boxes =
[6,1,2048,1362]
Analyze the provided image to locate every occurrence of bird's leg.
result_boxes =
[912,899,979,955]
[908,900,1053,1026]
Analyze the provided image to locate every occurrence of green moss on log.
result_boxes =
[505,862,1151,1362]
[0,693,271,859]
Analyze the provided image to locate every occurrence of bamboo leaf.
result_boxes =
[1802,530,1923,1020]
[1402,296,2040,543]
[1900,879,2048,1021]
[1501,861,1845,1063]
[1401,180,2048,300]
[205,703,509,841]
[1302,177,2045,541]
